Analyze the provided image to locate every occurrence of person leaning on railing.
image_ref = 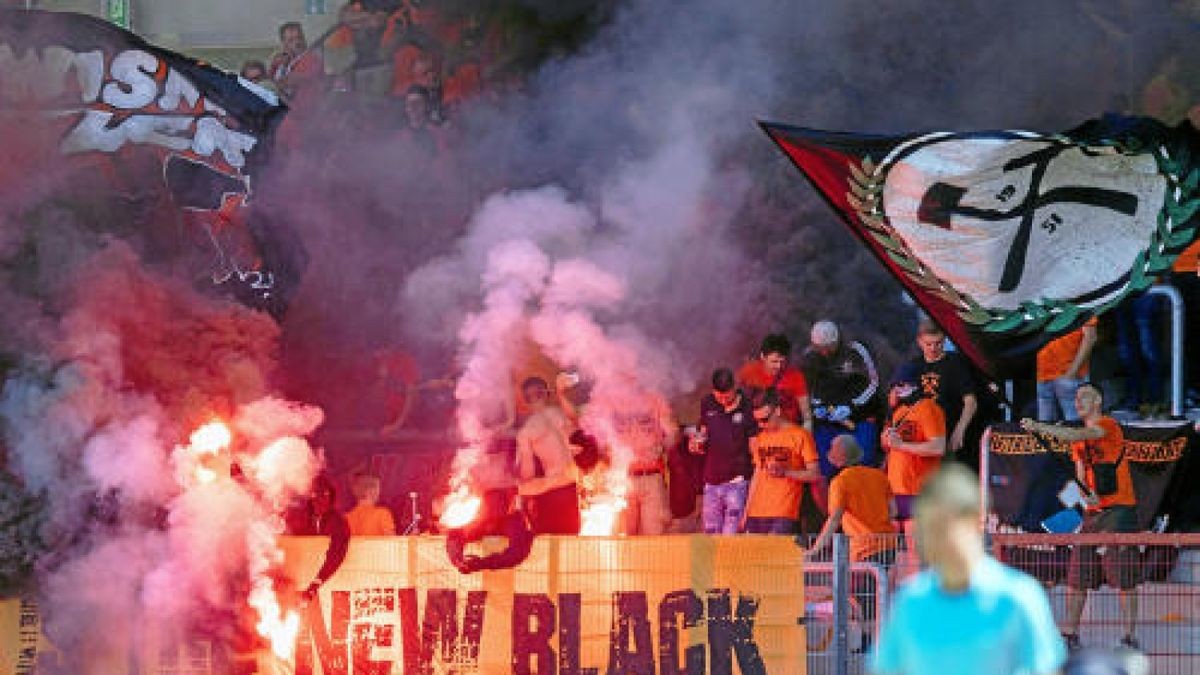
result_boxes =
[1021,381,1141,652]
[805,434,896,652]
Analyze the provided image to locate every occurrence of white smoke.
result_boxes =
[0,247,323,671]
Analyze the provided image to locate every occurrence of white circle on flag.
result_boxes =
[881,134,1165,312]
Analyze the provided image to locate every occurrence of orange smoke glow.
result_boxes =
[439,486,482,530]
[248,581,300,660]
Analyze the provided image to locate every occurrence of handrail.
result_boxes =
[1145,284,1185,418]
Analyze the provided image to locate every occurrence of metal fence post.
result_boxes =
[832,533,850,675]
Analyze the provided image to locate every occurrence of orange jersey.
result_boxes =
[829,465,897,561]
[1036,318,1097,381]
[346,504,397,536]
[745,425,818,519]
[1072,416,1135,510]
[885,398,945,496]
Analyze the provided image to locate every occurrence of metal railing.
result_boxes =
[1145,284,1186,419]
[802,534,896,675]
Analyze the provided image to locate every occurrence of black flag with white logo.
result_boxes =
[762,115,1200,377]
[0,9,298,314]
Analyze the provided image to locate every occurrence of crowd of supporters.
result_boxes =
[240,1,517,141]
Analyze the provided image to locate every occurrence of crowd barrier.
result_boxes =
[992,532,1200,675]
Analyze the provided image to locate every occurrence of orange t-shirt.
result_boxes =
[1036,318,1097,382]
[346,504,397,536]
[885,398,946,496]
[390,43,429,96]
[745,425,818,519]
[829,465,897,561]
[1071,416,1135,510]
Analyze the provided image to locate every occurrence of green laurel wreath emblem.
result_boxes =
[846,135,1200,336]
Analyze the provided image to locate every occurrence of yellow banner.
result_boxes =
[1,536,806,674]
[276,535,806,675]
[0,596,58,675]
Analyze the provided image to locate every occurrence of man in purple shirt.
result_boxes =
[689,367,758,534]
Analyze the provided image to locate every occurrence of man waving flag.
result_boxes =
[762,115,1200,377]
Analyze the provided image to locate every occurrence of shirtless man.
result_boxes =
[516,376,581,534]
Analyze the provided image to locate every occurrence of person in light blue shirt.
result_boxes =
[873,463,1066,675]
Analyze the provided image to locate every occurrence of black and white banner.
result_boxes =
[762,115,1200,377]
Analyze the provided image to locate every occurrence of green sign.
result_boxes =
[106,0,130,28]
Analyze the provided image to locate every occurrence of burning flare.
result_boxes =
[176,419,233,485]
[248,578,301,660]
[579,493,627,536]
[579,468,628,537]
[440,485,482,530]
[172,417,310,662]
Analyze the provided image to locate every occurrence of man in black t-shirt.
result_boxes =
[688,367,759,534]
[892,319,980,468]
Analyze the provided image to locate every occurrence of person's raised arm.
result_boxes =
[1020,418,1106,443]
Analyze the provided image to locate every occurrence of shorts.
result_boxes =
[1068,506,1140,591]
[526,483,581,535]
[894,494,916,522]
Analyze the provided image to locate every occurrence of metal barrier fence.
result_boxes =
[992,532,1200,675]
[800,531,1200,675]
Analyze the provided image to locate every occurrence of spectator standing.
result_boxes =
[881,378,946,574]
[872,464,1067,674]
[742,389,820,534]
[806,434,897,650]
[398,85,447,155]
[286,475,350,602]
[240,59,268,84]
[601,380,676,536]
[738,333,814,432]
[339,0,404,96]
[800,319,882,472]
[892,319,978,466]
[689,367,758,534]
[515,376,581,535]
[345,472,396,536]
[1036,318,1098,422]
[1021,383,1141,651]
[269,22,326,104]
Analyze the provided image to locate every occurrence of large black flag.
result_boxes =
[762,115,1200,377]
[0,9,298,313]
